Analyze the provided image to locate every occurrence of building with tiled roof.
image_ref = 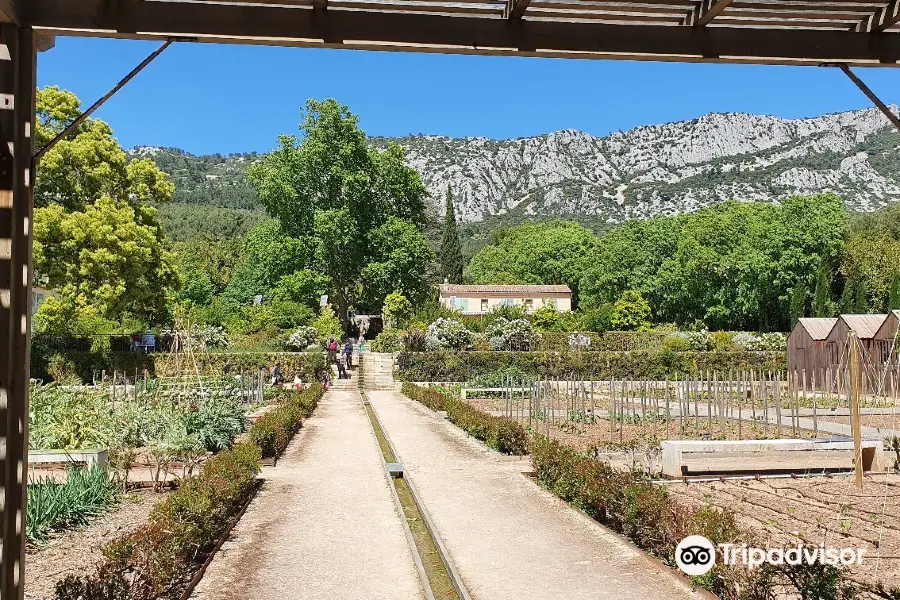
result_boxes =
[438,284,572,315]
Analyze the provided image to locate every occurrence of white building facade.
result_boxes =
[438,284,572,315]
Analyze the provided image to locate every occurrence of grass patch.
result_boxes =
[27,466,121,545]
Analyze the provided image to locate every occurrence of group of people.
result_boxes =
[325,336,357,382]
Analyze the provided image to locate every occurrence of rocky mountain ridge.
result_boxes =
[131,106,900,224]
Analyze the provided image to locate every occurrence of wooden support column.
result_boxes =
[0,24,36,600]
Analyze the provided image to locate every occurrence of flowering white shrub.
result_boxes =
[733,332,786,351]
[487,318,542,351]
[568,332,592,350]
[286,326,318,351]
[668,329,711,351]
[425,318,473,351]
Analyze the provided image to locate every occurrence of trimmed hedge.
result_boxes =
[402,383,528,455]
[396,350,786,382]
[31,346,327,385]
[248,386,323,458]
[54,385,324,600]
[155,352,326,381]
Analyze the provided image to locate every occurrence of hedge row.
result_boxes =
[532,435,886,599]
[54,385,324,600]
[248,386,323,458]
[154,352,326,381]
[402,383,528,455]
[32,347,328,384]
[396,350,786,382]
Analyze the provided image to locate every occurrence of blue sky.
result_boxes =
[37,36,900,156]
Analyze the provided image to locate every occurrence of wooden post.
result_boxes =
[849,331,864,489]
[665,377,670,439]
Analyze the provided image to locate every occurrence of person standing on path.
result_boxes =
[223,358,232,377]
[344,339,354,369]
[327,337,337,364]
[271,362,281,386]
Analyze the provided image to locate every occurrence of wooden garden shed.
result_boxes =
[787,318,838,377]
[827,314,893,367]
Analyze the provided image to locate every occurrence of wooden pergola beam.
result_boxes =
[504,0,532,20]
[22,0,900,66]
[855,1,900,33]
[683,0,734,26]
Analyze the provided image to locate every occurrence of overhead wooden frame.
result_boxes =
[20,0,900,67]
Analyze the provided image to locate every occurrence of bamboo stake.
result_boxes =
[849,331,864,489]
[665,377,671,440]
[775,371,783,438]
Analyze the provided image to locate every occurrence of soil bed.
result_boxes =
[669,475,900,592]
[25,489,168,600]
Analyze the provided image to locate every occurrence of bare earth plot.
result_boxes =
[191,388,425,600]
[366,390,706,600]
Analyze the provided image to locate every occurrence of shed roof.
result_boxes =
[796,318,838,341]
[838,314,888,339]
[439,284,571,295]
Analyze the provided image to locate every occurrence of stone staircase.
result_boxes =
[361,351,399,391]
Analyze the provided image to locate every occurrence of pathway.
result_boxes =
[191,387,425,600]
[366,388,705,600]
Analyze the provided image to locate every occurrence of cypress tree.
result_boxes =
[888,272,900,311]
[789,283,808,327]
[439,186,464,284]
[811,264,834,317]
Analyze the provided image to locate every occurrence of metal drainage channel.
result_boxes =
[360,387,470,600]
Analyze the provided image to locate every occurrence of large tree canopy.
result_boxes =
[36,86,174,213]
[580,194,848,331]
[33,86,178,331]
[34,197,178,329]
[247,99,432,320]
[465,220,599,305]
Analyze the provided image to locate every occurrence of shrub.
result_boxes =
[735,332,787,351]
[469,366,534,387]
[401,382,448,411]
[47,353,82,384]
[580,304,614,333]
[487,317,542,351]
[611,290,652,331]
[371,330,403,352]
[382,292,412,329]
[403,328,427,352]
[286,326,318,351]
[662,335,690,352]
[425,318,473,351]
[710,330,735,351]
[403,383,528,455]
[154,351,325,381]
[247,385,323,458]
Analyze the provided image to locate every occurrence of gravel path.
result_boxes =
[367,390,706,600]
[191,388,425,600]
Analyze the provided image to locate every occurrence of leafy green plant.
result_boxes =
[27,466,121,544]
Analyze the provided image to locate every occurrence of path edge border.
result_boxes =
[362,389,473,600]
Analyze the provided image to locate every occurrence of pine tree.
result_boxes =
[439,186,464,284]
[812,264,834,317]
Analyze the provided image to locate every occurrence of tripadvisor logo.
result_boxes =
[675,536,867,577]
[676,535,716,576]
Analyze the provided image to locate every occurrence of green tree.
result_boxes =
[382,292,412,329]
[789,283,808,326]
[34,197,178,326]
[466,220,598,305]
[313,305,343,344]
[889,272,900,311]
[271,269,331,310]
[812,263,835,317]
[610,290,652,331]
[439,187,463,284]
[224,220,307,305]
[361,217,434,308]
[35,86,174,213]
[248,99,429,323]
